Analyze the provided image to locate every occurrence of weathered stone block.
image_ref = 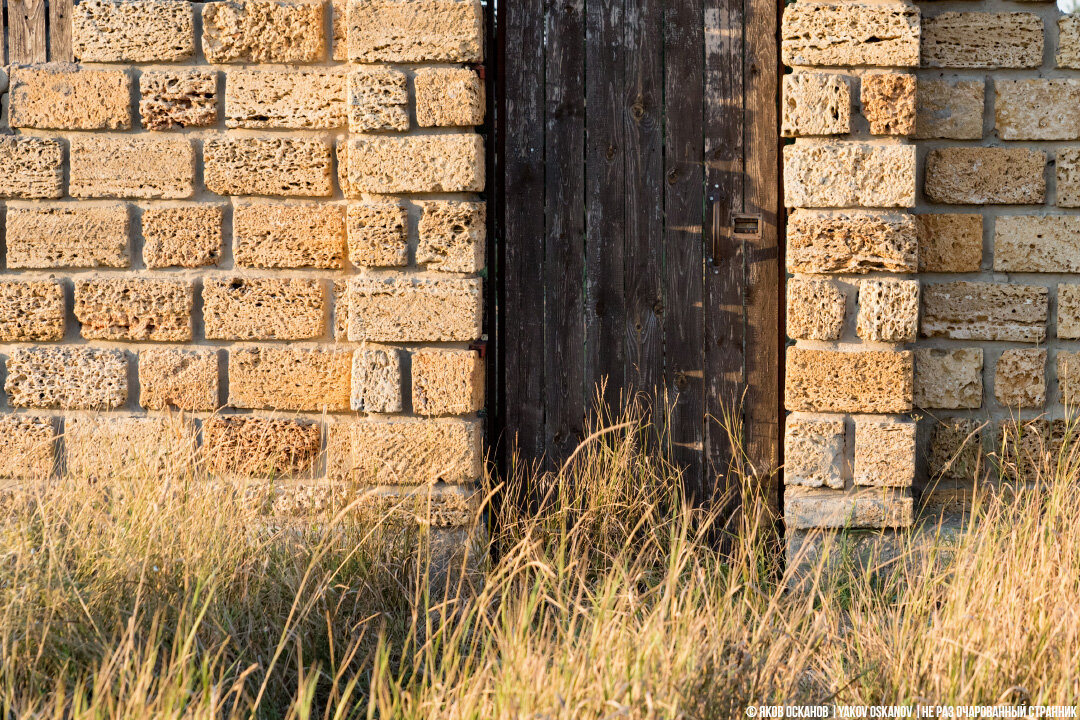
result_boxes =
[139,69,217,130]
[995,216,1080,273]
[781,2,920,67]
[347,276,482,342]
[204,416,321,478]
[922,12,1043,69]
[5,347,127,410]
[333,279,349,340]
[787,210,917,274]
[995,348,1046,409]
[347,67,408,132]
[0,137,64,199]
[202,0,326,63]
[0,280,64,342]
[998,419,1052,481]
[332,0,347,60]
[326,418,483,484]
[417,201,486,272]
[74,277,193,342]
[351,347,403,413]
[9,64,131,130]
[204,137,333,197]
[6,203,130,269]
[860,72,915,136]
[914,78,984,140]
[786,278,846,341]
[65,415,196,479]
[138,348,219,412]
[854,419,916,488]
[412,349,484,416]
[1055,148,1080,207]
[1059,351,1080,405]
[415,67,485,127]
[203,277,324,340]
[347,202,408,267]
[783,144,916,208]
[0,417,55,480]
[784,415,845,489]
[920,282,1047,343]
[914,348,983,409]
[785,349,913,414]
[73,0,195,62]
[856,279,918,344]
[1059,15,1080,69]
[229,347,352,412]
[929,417,984,482]
[924,148,1045,205]
[781,72,850,137]
[233,202,345,269]
[916,214,982,273]
[1058,284,1080,339]
[785,486,913,530]
[347,0,484,63]
[142,204,223,269]
[69,135,195,199]
[347,134,485,193]
[226,69,346,129]
[996,79,1080,141]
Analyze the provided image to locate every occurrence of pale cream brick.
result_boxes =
[995,216,1080,273]
[1059,351,1080,405]
[139,69,218,130]
[202,0,326,63]
[785,486,913,530]
[0,280,64,342]
[142,204,223,269]
[73,0,195,62]
[69,135,195,200]
[924,148,1045,205]
[347,276,482,342]
[204,137,333,197]
[332,0,347,60]
[347,67,408,132]
[415,67,485,127]
[916,214,982,273]
[995,348,1046,409]
[854,419,915,488]
[138,348,219,412]
[65,415,196,479]
[9,64,131,130]
[4,347,127,410]
[326,417,483,484]
[0,416,55,480]
[915,348,983,410]
[203,276,324,340]
[996,79,1080,141]
[347,0,483,63]
[914,78,984,140]
[203,416,321,478]
[229,347,351,412]
[417,201,486,272]
[929,417,984,482]
[336,140,360,198]
[226,69,346,129]
[1058,284,1080,339]
[346,134,485,193]
[921,282,1047,343]
[785,349,913,414]
[6,204,130,269]
[860,72,915,136]
[782,72,850,137]
[0,137,64,199]
[787,210,917,274]
[74,277,193,342]
[786,278,845,341]
[856,278,918,343]
[351,347,402,413]
[922,12,1043,69]
[1059,15,1080,69]
[783,144,915,208]
[412,349,483,416]
[781,3,920,67]
[784,415,845,489]
[233,202,345,269]
[347,202,408,267]
[1055,148,1080,208]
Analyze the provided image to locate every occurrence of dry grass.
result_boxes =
[1,406,1079,718]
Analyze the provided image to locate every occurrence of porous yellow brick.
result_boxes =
[228,347,352,412]
[347,202,408,267]
[914,348,983,410]
[781,2,920,67]
[781,72,850,137]
[142,204,224,268]
[1056,148,1080,207]
[6,203,130,269]
[202,0,326,63]
[203,276,325,340]
[346,134,484,193]
[351,347,402,413]
[226,69,346,129]
[1059,15,1080,69]
[995,348,1046,409]
[0,416,55,480]
[5,347,127,410]
[0,280,65,342]
[853,419,916,488]
[139,69,218,130]
[412,349,484,416]
[347,276,482,342]
[415,67,485,127]
[74,277,193,342]
[138,348,219,412]
[73,0,195,62]
[924,148,1045,205]
[64,415,197,479]
[914,78,984,140]
[0,137,64,199]
[860,72,915,136]
[347,67,408,132]
[784,415,845,489]
[785,349,913,414]
[1058,284,1080,339]
[69,135,195,199]
[785,486,913,530]
[417,201,486,272]
[332,0,347,60]
[916,214,982,273]
[204,137,334,197]
[787,210,917,274]
[856,278,919,343]
[233,202,345,269]
[347,0,483,63]
[9,64,132,130]
[996,79,1080,141]
[922,12,1043,69]
[786,278,846,341]
[783,144,916,208]
[326,417,483,484]
[920,282,1047,343]
[203,416,322,478]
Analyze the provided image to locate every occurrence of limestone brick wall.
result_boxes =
[0,0,487,528]
[783,0,1079,540]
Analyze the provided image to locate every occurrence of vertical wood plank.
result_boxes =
[49,0,73,62]
[663,0,706,497]
[0,2,6,65]
[9,0,47,64]
[544,0,586,467]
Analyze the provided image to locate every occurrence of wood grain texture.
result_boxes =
[48,0,72,62]
[9,0,46,64]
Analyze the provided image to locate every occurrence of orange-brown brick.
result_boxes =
[6,204,130,269]
[204,137,334,197]
[203,416,321,478]
[203,277,325,340]
[412,349,484,416]
[69,135,195,199]
[0,280,65,342]
[860,72,915,136]
[142,204,223,269]
[225,69,346,129]
[138,348,219,412]
[347,202,408,267]
[417,201,486,273]
[228,347,351,412]
[202,0,326,63]
[74,277,193,342]
[139,69,218,130]
[233,202,345,269]
[9,64,132,130]
[785,348,913,414]
[0,137,64,199]
[347,0,483,63]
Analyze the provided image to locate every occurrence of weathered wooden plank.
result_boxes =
[544,0,586,467]
[49,0,73,62]
[9,0,46,64]
[663,0,706,497]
